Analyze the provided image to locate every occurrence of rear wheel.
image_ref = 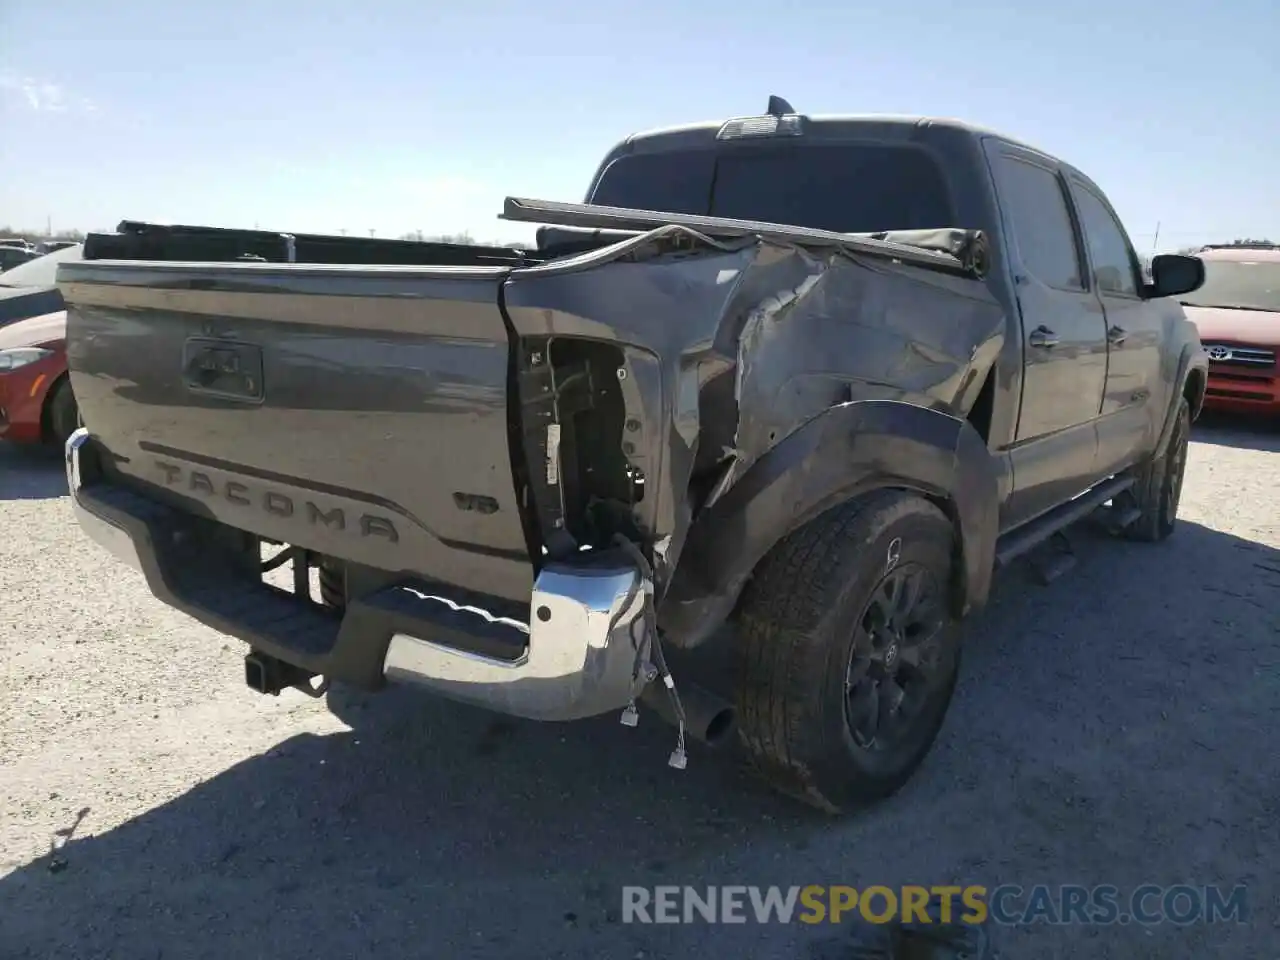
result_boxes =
[44,377,80,449]
[1125,397,1190,542]
[733,491,962,813]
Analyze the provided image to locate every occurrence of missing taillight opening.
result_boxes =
[517,336,646,558]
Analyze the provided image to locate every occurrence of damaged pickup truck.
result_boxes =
[60,98,1209,811]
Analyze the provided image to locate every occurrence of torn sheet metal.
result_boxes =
[718,240,1006,491]
[502,225,1007,635]
[502,197,982,278]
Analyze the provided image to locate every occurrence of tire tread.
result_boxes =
[734,491,954,812]
[1125,397,1190,543]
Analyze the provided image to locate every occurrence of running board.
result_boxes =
[995,475,1137,568]
[1105,502,1143,534]
[1030,531,1076,585]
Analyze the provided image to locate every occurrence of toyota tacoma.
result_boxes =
[59,98,1208,811]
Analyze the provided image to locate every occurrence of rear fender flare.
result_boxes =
[658,399,1000,647]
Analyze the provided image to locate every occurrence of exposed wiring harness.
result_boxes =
[612,534,689,768]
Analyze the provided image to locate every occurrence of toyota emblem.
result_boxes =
[1207,346,1232,361]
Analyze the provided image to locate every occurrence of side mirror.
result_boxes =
[1146,253,1205,299]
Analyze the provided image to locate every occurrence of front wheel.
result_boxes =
[1125,396,1190,542]
[733,491,962,813]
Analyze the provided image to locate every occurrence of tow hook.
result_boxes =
[244,651,330,698]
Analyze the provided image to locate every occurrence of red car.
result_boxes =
[0,245,81,447]
[0,309,77,446]
[1179,244,1280,415]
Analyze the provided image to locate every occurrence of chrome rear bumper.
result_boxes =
[66,429,143,569]
[65,427,653,721]
[382,565,648,721]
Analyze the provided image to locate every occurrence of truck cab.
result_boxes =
[580,108,1207,534]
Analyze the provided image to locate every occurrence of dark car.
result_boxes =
[0,244,39,272]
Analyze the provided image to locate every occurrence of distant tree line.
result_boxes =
[0,226,87,243]
[396,230,528,247]
[2,226,532,248]
[11,226,1268,256]
[1175,238,1275,254]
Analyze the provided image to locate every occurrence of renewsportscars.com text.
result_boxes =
[621,884,1248,926]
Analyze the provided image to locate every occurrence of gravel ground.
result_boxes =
[1,415,1276,959]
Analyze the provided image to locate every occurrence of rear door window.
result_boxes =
[995,156,1085,291]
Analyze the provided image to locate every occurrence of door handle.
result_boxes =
[1028,325,1059,348]
[1108,325,1128,345]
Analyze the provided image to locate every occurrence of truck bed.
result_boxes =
[59,208,994,617]
[61,259,538,603]
[85,219,535,267]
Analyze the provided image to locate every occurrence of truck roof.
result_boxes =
[618,112,1053,160]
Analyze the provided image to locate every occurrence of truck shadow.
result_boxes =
[2,518,1275,959]
[0,441,68,501]
[1192,411,1280,453]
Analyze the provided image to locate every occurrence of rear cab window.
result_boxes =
[588,151,715,216]
[589,141,955,234]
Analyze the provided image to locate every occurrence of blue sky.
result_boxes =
[1,0,1275,250]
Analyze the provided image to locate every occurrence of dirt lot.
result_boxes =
[1,416,1276,959]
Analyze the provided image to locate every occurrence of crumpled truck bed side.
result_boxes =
[502,226,1007,645]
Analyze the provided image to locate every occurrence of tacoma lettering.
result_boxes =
[154,460,399,542]
[306,502,345,530]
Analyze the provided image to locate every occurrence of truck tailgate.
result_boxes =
[59,261,534,603]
